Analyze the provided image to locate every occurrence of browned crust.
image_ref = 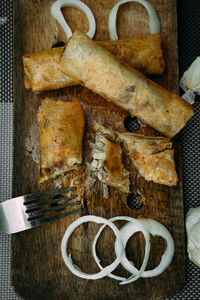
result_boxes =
[59,31,194,138]
[22,33,165,93]
[98,33,165,75]
[94,123,178,186]
[37,99,85,183]
[22,48,78,93]
[101,136,130,193]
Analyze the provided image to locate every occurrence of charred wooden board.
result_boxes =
[12,1,185,299]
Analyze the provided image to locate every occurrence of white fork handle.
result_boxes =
[0,197,31,234]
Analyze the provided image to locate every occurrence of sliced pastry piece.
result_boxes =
[88,127,130,193]
[117,132,178,186]
[94,123,178,186]
[37,98,85,183]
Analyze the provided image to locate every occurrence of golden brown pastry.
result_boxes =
[94,123,178,186]
[99,33,165,75]
[88,127,130,193]
[23,47,78,93]
[59,31,194,138]
[116,132,178,186]
[23,33,164,93]
[37,98,85,183]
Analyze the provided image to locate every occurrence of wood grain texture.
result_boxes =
[12,0,185,299]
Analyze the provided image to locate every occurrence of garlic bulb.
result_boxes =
[180,57,200,105]
[186,207,200,267]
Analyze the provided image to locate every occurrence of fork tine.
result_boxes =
[24,187,77,202]
[30,208,82,228]
[27,200,81,221]
[25,194,78,210]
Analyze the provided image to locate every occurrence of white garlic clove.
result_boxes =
[189,223,200,248]
[186,206,200,268]
[188,247,200,268]
[180,57,200,94]
[185,57,200,93]
[186,206,200,230]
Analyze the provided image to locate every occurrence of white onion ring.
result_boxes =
[108,0,160,40]
[115,219,175,284]
[92,216,150,283]
[61,215,124,280]
[51,0,96,39]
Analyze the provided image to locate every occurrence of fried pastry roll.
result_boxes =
[116,132,178,186]
[23,47,79,93]
[37,98,85,183]
[99,33,164,75]
[94,123,178,187]
[88,127,130,193]
[23,33,164,93]
[59,31,194,138]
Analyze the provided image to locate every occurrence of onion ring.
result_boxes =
[115,219,175,284]
[51,0,96,39]
[61,215,124,280]
[92,216,150,283]
[108,0,160,40]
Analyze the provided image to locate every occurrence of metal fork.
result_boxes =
[0,187,81,234]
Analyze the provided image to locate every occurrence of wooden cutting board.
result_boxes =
[12,0,185,299]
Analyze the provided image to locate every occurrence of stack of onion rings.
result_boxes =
[61,215,175,284]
